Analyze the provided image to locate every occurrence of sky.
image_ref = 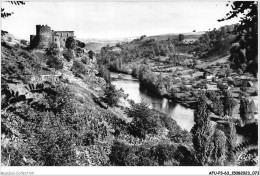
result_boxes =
[1,1,240,40]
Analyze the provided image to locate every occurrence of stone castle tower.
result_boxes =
[30,24,75,49]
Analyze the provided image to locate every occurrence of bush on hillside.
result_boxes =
[81,55,90,65]
[46,42,60,56]
[168,87,178,98]
[71,60,88,76]
[77,40,86,48]
[65,37,76,50]
[63,49,75,62]
[20,39,28,45]
[103,84,120,107]
[46,56,64,70]
[126,100,158,138]
[109,140,197,166]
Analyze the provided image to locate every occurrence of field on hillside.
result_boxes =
[145,32,204,41]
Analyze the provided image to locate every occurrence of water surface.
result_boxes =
[111,72,194,131]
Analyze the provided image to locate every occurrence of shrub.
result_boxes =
[71,60,88,76]
[239,98,255,121]
[131,65,140,77]
[46,56,64,70]
[225,69,231,77]
[46,42,60,56]
[77,41,86,48]
[103,84,120,107]
[169,87,178,98]
[63,49,75,62]
[18,50,31,58]
[14,43,20,48]
[27,112,77,166]
[126,100,161,138]
[65,37,76,50]
[88,50,95,59]
[20,39,28,45]
[81,55,90,65]
[168,128,191,144]
[109,139,195,166]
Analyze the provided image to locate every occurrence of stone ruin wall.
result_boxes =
[54,31,75,47]
[36,25,52,49]
[30,25,75,49]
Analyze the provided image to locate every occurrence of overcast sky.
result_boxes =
[1,1,240,40]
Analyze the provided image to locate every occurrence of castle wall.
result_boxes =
[30,35,37,48]
[36,25,52,49]
[55,31,74,47]
[53,35,61,48]
[30,25,74,49]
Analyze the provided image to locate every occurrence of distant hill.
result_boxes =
[80,37,136,52]
[123,31,204,49]
[144,31,205,41]
[84,42,110,52]
[80,32,204,51]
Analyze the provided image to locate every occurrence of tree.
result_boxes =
[239,97,255,122]
[126,100,159,138]
[98,64,111,84]
[131,65,139,77]
[212,96,224,116]
[225,68,231,77]
[222,91,237,116]
[47,42,60,56]
[140,35,147,40]
[226,119,237,165]
[65,37,76,50]
[163,76,171,92]
[103,84,120,107]
[191,95,214,165]
[77,40,86,48]
[210,129,227,166]
[168,87,178,99]
[88,50,95,59]
[218,1,258,76]
[46,56,64,70]
[178,34,185,42]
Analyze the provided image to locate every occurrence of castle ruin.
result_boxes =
[30,25,75,49]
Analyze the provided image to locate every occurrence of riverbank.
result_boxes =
[111,71,256,147]
[111,72,195,131]
[117,72,198,109]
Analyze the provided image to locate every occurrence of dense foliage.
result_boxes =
[219,1,258,76]
[103,84,120,107]
[65,37,76,50]
[46,56,64,70]
[191,95,214,165]
[193,25,236,58]
[109,140,197,166]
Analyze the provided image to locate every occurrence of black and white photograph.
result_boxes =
[1,0,259,175]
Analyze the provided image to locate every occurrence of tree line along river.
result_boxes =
[110,72,247,144]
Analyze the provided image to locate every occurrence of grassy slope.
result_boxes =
[145,32,204,41]
[123,32,204,49]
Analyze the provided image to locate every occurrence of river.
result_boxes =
[111,72,194,131]
[111,72,248,144]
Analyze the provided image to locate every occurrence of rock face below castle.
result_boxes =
[30,25,75,49]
